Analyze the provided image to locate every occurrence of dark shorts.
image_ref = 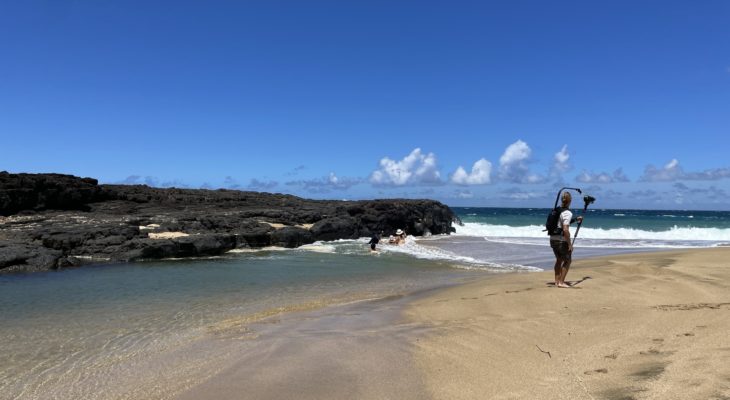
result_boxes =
[370,243,376,250]
[550,240,571,261]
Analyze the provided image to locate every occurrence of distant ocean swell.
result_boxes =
[454,222,730,248]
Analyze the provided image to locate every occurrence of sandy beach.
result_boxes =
[407,247,730,400]
[172,247,730,400]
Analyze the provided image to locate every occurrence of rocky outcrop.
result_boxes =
[0,172,459,273]
[0,171,107,215]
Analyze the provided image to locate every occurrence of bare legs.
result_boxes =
[555,257,571,287]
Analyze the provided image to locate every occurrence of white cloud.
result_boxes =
[286,172,362,193]
[554,145,570,165]
[640,158,683,182]
[284,165,307,177]
[248,178,279,190]
[118,175,189,188]
[525,174,545,184]
[451,158,492,185]
[673,183,728,202]
[370,148,441,186]
[551,145,571,176]
[120,175,142,184]
[499,139,531,166]
[576,168,629,184]
[640,159,730,182]
[223,176,241,189]
[499,187,546,200]
[455,189,474,199]
[498,140,545,183]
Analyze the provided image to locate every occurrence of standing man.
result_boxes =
[550,192,582,287]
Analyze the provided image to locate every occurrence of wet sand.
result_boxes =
[175,247,730,399]
[174,292,437,400]
[407,247,730,399]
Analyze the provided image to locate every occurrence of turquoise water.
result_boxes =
[0,242,487,400]
[453,207,730,248]
[455,207,730,231]
[2,207,728,399]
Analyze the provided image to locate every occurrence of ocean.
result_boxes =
[1,207,728,399]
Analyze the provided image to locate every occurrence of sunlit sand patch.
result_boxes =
[139,224,161,230]
[260,221,314,230]
[148,231,189,239]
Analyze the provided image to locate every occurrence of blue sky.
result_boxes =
[2,1,729,210]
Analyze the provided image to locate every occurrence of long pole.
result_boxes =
[571,204,589,247]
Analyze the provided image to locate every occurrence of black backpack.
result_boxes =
[545,207,565,236]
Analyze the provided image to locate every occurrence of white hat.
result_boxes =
[396,229,403,235]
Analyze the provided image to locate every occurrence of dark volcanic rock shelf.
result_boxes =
[0,172,459,273]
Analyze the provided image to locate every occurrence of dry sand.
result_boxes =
[407,247,730,400]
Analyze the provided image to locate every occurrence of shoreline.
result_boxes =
[406,247,730,399]
[173,247,730,399]
[173,282,460,400]
[167,247,654,399]
[6,246,727,399]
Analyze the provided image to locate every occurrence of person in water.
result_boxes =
[396,229,406,245]
[550,192,582,288]
[368,231,382,252]
[389,229,406,245]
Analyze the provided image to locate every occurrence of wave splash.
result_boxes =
[238,238,539,271]
[454,222,730,248]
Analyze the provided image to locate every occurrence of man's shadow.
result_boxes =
[546,276,592,288]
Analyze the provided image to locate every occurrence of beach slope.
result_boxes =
[407,248,730,400]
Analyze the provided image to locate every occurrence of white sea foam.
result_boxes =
[227,246,290,254]
[298,242,337,253]
[454,222,730,247]
[373,236,538,271]
[379,236,480,262]
[229,236,534,270]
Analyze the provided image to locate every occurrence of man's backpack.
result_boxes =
[545,207,564,236]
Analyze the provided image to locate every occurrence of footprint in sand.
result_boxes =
[506,287,535,294]
[654,302,730,311]
[639,348,674,356]
[584,368,608,375]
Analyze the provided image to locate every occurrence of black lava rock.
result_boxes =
[0,172,459,273]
